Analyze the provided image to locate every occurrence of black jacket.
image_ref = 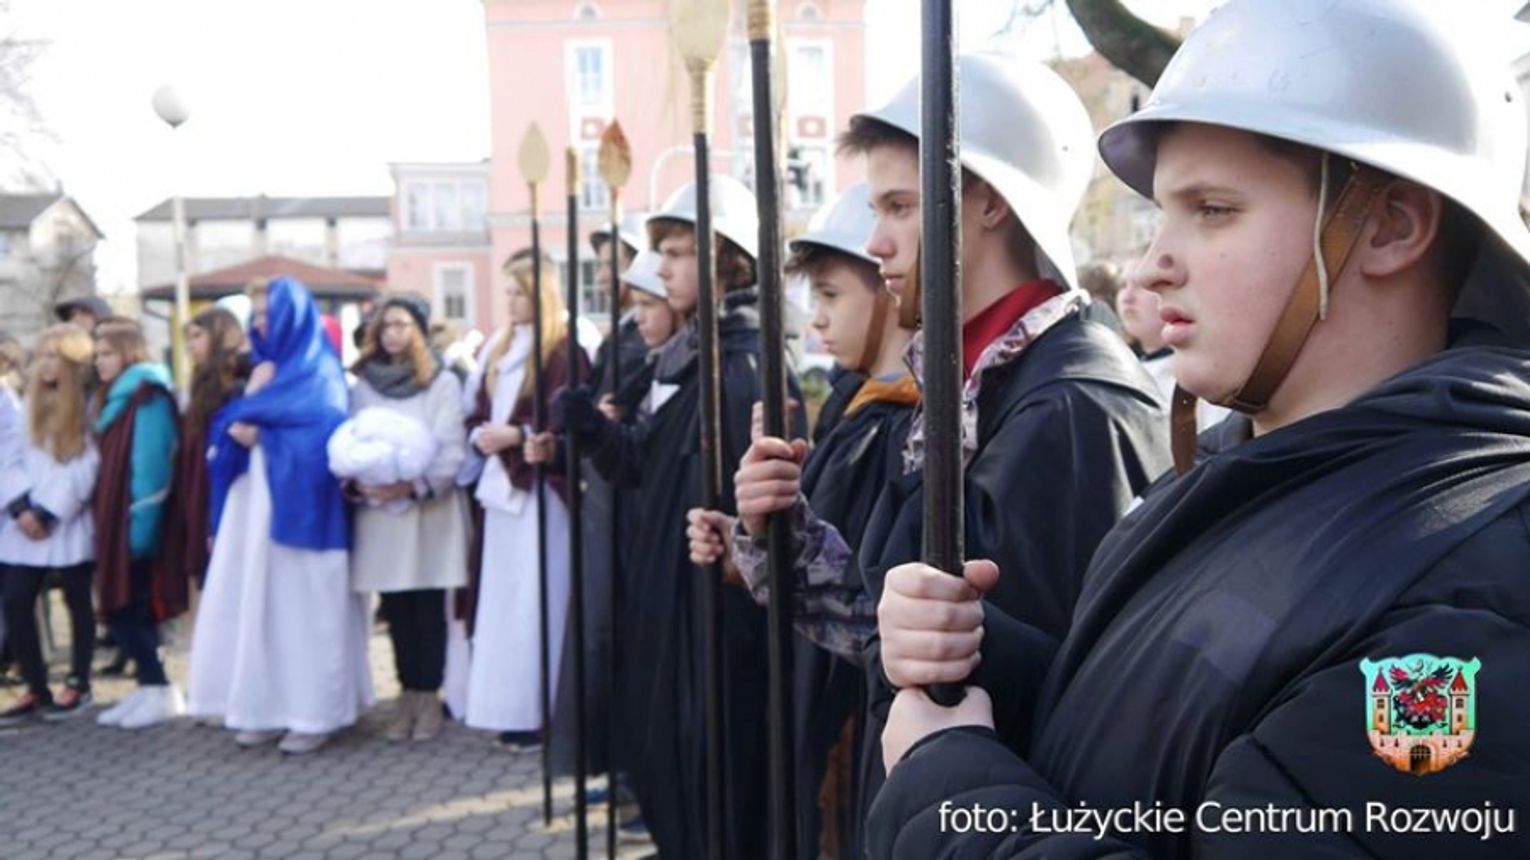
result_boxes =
[869,346,1530,859]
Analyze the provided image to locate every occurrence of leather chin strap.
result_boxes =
[1171,163,1388,475]
[896,238,923,331]
[856,285,895,374]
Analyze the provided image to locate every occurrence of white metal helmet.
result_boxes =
[590,211,648,256]
[620,250,667,299]
[1099,0,1530,341]
[853,52,1096,291]
[789,182,877,265]
[647,174,760,261]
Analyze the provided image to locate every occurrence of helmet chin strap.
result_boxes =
[855,286,896,375]
[897,239,923,331]
[1170,158,1388,475]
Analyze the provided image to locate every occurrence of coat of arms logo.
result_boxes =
[1359,654,1479,775]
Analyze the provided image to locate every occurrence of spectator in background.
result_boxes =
[53,297,112,334]
[1,325,99,725]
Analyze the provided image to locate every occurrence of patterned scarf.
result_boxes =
[902,290,1087,474]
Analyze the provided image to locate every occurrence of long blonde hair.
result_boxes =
[487,249,568,403]
[26,324,93,462]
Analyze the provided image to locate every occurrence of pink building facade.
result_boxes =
[396,0,867,336]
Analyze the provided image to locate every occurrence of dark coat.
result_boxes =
[868,346,1530,859]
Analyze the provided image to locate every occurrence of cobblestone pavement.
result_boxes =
[0,606,654,860]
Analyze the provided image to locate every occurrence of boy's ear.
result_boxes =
[1357,182,1443,279]
[977,182,1014,232]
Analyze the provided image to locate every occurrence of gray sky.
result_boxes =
[4,0,1527,296]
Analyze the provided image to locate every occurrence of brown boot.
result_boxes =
[411,691,444,741]
[385,691,418,742]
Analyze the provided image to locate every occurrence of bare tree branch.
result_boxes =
[1065,0,1181,87]
[0,0,52,187]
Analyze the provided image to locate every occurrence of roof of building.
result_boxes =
[1451,671,1469,693]
[1373,673,1389,693]
[134,195,391,223]
[140,254,382,301]
[0,194,60,229]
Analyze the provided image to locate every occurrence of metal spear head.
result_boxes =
[518,123,551,186]
[598,120,632,192]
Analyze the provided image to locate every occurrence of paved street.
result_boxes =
[0,607,652,860]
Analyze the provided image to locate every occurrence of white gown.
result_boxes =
[187,445,375,734]
[445,326,572,733]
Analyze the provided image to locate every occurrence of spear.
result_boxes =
[565,145,590,859]
[745,0,797,857]
[920,0,966,708]
[667,0,731,856]
[596,119,632,860]
[517,122,557,824]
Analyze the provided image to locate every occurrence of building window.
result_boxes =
[580,148,609,212]
[573,44,609,108]
[403,179,488,234]
[433,263,474,323]
[575,2,600,21]
[789,43,831,119]
[797,2,823,22]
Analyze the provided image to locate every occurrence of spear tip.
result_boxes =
[518,123,551,185]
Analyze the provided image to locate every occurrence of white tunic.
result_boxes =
[445,327,572,732]
[187,445,375,734]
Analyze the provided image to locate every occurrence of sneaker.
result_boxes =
[617,816,652,845]
[234,729,284,747]
[120,685,185,730]
[42,686,93,722]
[495,730,543,752]
[410,694,444,742]
[278,731,332,755]
[385,692,419,742]
[0,693,45,727]
[96,689,147,726]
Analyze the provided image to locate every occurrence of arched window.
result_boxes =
[797,2,823,23]
[575,2,600,22]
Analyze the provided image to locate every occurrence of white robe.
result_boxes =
[187,445,375,734]
[445,326,572,732]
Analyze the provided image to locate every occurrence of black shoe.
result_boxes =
[42,682,93,722]
[495,730,543,752]
[0,693,47,727]
[98,654,131,677]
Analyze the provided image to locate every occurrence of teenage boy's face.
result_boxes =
[657,230,700,317]
[1133,123,1318,404]
[633,290,678,347]
[865,143,922,307]
[809,261,881,369]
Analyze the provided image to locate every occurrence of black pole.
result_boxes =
[530,186,556,822]
[693,146,728,860]
[566,150,589,859]
[605,207,623,860]
[746,1,796,857]
[920,0,966,708]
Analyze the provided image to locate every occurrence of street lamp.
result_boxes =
[152,84,191,387]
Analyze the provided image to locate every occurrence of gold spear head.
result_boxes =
[597,120,632,192]
[517,123,551,186]
[669,0,730,75]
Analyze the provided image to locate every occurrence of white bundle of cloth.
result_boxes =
[326,407,439,512]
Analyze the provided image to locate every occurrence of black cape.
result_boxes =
[793,377,916,859]
[869,346,1530,859]
[588,289,805,859]
[855,308,1173,825]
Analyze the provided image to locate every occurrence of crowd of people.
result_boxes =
[3,1,1530,858]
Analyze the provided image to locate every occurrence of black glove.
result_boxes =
[554,385,605,441]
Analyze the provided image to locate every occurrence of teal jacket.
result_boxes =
[94,363,177,559]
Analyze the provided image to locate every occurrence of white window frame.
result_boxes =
[565,40,614,118]
[788,39,833,123]
[432,262,475,324]
[579,147,609,212]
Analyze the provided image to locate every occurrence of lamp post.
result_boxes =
[152,85,191,387]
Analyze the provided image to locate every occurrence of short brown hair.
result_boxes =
[648,218,757,291]
[784,244,881,294]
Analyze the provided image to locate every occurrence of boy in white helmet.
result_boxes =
[553,174,805,860]
[689,183,919,857]
[870,2,1530,857]
[727,52,1173,826]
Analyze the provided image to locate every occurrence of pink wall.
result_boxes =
[480,0,867,333]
